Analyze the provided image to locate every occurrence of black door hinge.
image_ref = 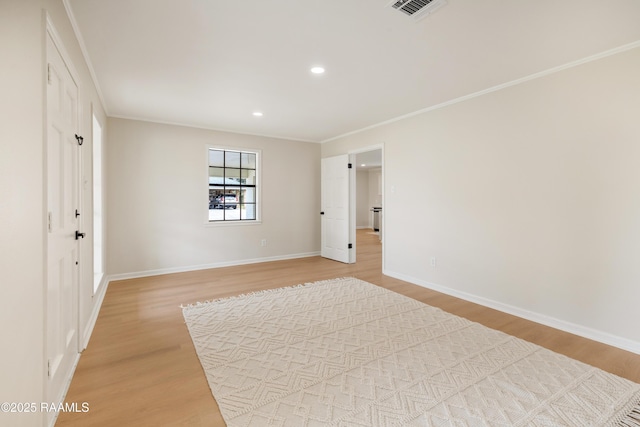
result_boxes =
[348,243,353,249]
[348,163,352,169]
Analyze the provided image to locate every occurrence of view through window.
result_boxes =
[208,148,258,221]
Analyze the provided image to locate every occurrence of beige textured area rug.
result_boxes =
[182,277,640,426]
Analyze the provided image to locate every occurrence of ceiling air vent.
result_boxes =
[388,0,448,21]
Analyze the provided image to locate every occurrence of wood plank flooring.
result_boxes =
[56,229,640,426]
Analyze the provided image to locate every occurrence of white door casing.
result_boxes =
[46,32,80,410]
[321,154,353,263]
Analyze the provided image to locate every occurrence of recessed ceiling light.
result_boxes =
[361,164,366,167]
[310,66,325,74]
[252,111,263,117]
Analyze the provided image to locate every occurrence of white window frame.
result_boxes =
[205,145,262,226]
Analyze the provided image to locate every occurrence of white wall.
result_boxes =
[355,170,370,228]
[0,1,106,426]
[107,118,321,277]
[323,46,640,352]
[368,168,382,211]
[0,3,45,425]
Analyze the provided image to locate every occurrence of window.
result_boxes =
[208,148,259,222]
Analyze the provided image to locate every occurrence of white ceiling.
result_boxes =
[356,150,382,170]
[66,0,640,143]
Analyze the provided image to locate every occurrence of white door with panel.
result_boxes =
[46,33,81,408]
[321,154,353,263]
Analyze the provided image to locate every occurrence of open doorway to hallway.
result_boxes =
[321,147,383,265]
[354,148,382,241]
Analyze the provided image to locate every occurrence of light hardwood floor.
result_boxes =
[57,229,640,426]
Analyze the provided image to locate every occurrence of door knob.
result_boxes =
[75,230,86,240]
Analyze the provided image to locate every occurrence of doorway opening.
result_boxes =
[320,147,383,266]
[354,149,382,236]
[351,146,383,267]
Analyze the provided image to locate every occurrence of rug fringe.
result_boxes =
[617,398,640,427]
[180,276,356,310]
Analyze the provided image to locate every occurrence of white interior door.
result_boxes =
[321,154,352,263]
[46,33,80,408]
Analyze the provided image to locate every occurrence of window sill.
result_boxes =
[204,220,262,227]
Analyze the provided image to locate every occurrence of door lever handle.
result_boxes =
[75,230,86,240]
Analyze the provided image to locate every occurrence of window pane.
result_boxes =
[241,169,256,185]
[242,152,256,169]
[225,151,241,168]
[209,149,224,167]
[242,204,256,220]
[209,167,224,185]
[243,187,256,203]
[226,168,240,185]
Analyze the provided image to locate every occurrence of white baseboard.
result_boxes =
[81,276,109,350]
[46,352,81,427]
[107,251,321,282]
[383,268,640,356]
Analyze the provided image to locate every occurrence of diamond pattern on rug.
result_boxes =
[182,277,640,427]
